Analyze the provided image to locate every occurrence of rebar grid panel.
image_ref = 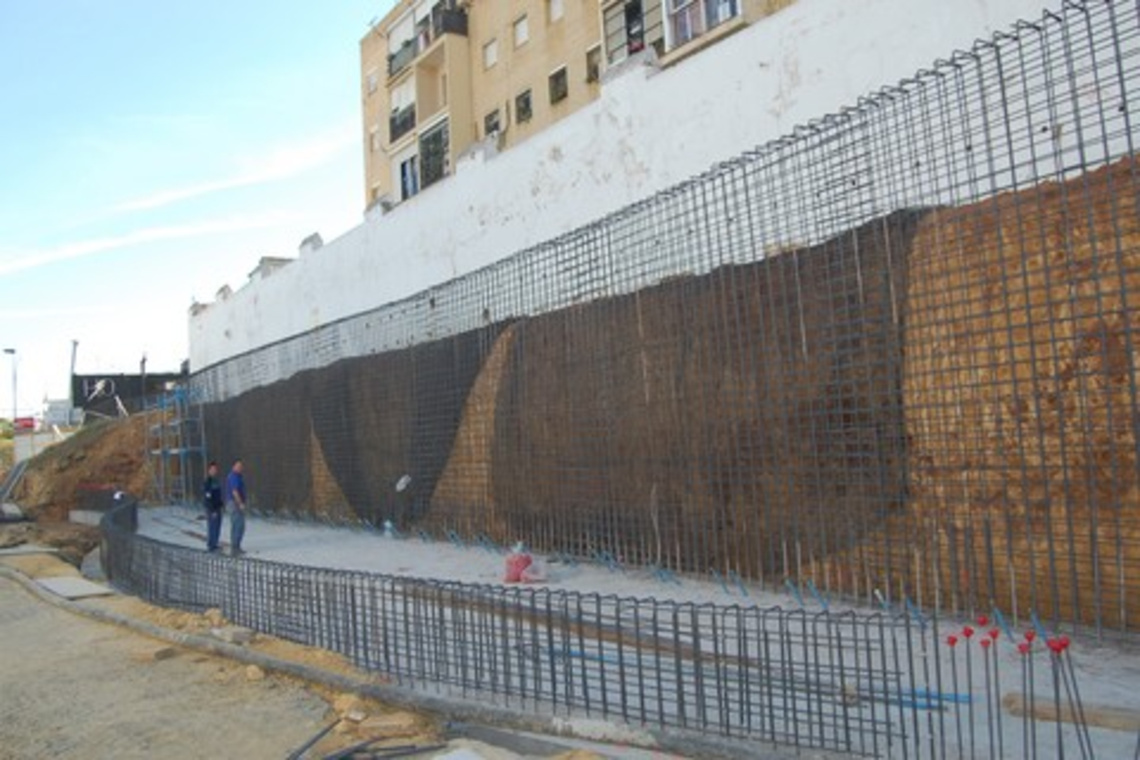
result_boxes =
[195,1,1140,634]
[102,502,1118,758]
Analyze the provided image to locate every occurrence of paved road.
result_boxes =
[0,576,332,759]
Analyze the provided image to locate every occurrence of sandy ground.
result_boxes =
[0,552,689,760]
[0,520,100,566]
[0,575,371,759]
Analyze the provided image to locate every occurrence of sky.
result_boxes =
[0,0,397,418]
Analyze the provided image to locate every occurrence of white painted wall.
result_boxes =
[190,0,1052,373]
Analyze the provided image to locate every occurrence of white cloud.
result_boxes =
[0,305,116,319]
[114,124,357,213]
[0,212,289,277]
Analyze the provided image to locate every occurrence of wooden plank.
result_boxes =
[1002,692,1140,733]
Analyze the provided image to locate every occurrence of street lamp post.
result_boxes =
[2,348,14,424]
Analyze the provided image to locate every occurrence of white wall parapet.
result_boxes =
[189,0,1051,391]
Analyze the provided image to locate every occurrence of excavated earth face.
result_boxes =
[1,416,149,565]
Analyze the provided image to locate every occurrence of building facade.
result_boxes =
[360,0,797,209]
[600,0,794,67]
[360,0,475,208]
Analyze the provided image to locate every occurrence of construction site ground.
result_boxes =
[0,550,690,760]
[139,506,1140,759]
[0,419,690,760]
[3,418,1140,758]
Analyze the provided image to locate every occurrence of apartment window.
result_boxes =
[513,15,529,47]
[419,120,450,189]
[586,45,602,83]
[484,109,501,136]
[389,103,417,143]
[604,1,646,64]
[515,89,533,123]
[548,67,568,104]
[365,70,378,94]
[708,0,740,25]
[483,39,498,69]
[547,0,564,23]
[399,155,419,201]
[626,2,645,53]
[369,128,380,152]
[669,0,738,47]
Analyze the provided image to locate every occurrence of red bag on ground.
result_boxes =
[504,551,533,583]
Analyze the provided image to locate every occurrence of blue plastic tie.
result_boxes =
[910,687,972,704]
[785,579,807,610]
[806,579,830,612]
[993,607,1015,641]
[904,596,927,630]
[1030,611,1051,642]
[728,570,749,598]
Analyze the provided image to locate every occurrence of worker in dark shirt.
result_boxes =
[202,461,224,552]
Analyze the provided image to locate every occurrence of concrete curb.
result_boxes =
[0,563,819,760]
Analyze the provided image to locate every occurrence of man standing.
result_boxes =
[202,461,224,552]
[226,459,247,556]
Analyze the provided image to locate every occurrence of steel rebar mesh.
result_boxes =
[193,0,1140,637]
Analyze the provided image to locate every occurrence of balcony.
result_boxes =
[386,1,467,78]
[431,5,468,38]
[388,39,417,77]
[389,104,417,143]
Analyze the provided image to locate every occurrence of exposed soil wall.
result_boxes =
[427,322,520,538]
[12,417,150,522]
[887,158,1140,627]
[202,156,1140,627]
[204,324,508,524]
[467,210,924,576]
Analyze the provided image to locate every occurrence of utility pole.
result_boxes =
[140,353,147,413]
[3,348,15,423]
[69,340,78,424]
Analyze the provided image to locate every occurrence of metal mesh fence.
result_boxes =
[194,1,1140,634]
[103,500,1122,758]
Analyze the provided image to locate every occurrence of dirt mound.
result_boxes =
[11,416,149,522]
[0,416,149,566]
[0,438,13,479]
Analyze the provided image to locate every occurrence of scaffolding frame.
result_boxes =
[145,386,206,506]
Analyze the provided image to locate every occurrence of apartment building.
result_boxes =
[361,0,796,208]
[360,0,475,208]
[600,0,795,66]
[468,0,603,160]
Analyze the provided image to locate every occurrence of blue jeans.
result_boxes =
[229,507,246,552]
[206,509,222,551]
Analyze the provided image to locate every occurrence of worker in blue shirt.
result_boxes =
[226,459,248,556]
